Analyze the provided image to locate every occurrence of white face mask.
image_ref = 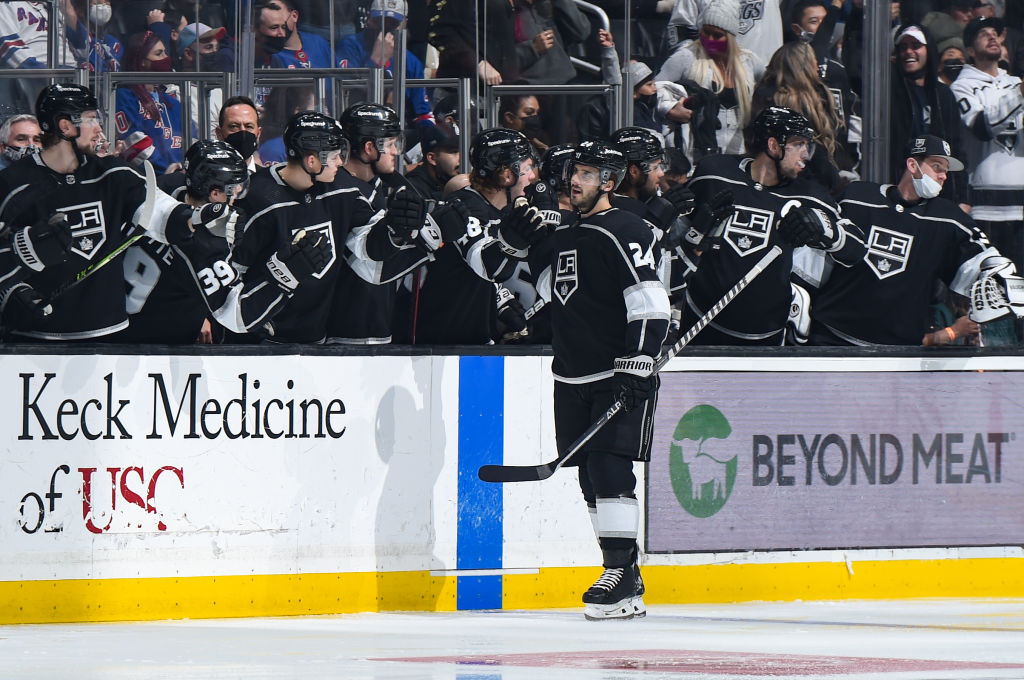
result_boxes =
[89,3,112,26]
[911,163,943,199]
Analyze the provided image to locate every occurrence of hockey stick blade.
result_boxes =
[478,244,783,484]
[45,160,158,304]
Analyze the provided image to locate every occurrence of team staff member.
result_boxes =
[799,136,1001,345]
[0,84,222,341]
[683,106,864,345]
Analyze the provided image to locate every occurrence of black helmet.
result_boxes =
[470,128,534,179]
[539,144,575,191]
[750,106,816,151]
[339,103,403,152]
[610,126,664,174]
[283,110,345,160]
[571,139,627,188]
[184,140,248,200]
[35,83,99,134]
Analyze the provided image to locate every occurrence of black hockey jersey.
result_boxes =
[806,182,995,345]
[413,186,505,344]
[232,164,356,343]
[686,154,861,341]
[326,169,433,344]
[0,153,180,340]
[538,207,670,382]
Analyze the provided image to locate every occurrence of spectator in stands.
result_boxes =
[736,0,784,58]
[751,41,845,192]
[430,0,520,85]
[215,95,263,170]
[937,36,967,85]
[0,114,42,171]
[115,30,191,174]
[0,1,89,114]
[889,24,968,209]
[145,8,187,68]
[337,0,436,129]
[76,0,122,73]
[178,22,230,137]
[656,0,764,155]
[500,94,548,155]
[253,0,332,69]
[951,16,1024,272]
[788,1,860,175]
[256,86,315,164]
[510,0,590,85]
[923,0,976,48]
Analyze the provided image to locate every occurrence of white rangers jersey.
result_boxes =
[950,65,1024,222]
[0,2,83,69]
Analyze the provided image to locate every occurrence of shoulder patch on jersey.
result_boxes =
[724,204,775,257]
[865,225,913,279]
[554,248,578,305]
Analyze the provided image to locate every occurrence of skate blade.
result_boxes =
[583,597,641,621]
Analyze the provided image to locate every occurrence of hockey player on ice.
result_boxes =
[116,140,328,344]
[682,105,864,345]
[795,134,1019,345]
[535,140,669,620]
[0,84,226,341]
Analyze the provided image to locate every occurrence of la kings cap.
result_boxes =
[907,135,964,171]
[963,16,1004,49]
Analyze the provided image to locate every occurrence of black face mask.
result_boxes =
[262,29,292,54]
[941,59,964,80]
[521,114,543,135]
[638,93,657,108]
[224,130,258,158]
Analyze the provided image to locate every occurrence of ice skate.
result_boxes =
[582,564,644,621]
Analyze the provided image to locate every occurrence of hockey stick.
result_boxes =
[45,160,158,304]
[478,244,784,483]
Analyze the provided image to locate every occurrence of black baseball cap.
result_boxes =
[907,135,964,171]
[963,16,1004,48]
[420,124,459,154]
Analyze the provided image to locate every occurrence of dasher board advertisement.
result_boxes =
[646,371,1023,553]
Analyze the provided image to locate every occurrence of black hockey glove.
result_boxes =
[777,204,841,251]
[613,353,660,412]
[13,212,72,272]
[497,198,546,260]
[662,184,696,216]
[524,181,562,226]
[264,230,330,293]
[496,285,527,335]
[386,186,427,246]
[686,190,734,249]
[430,198,471,243]
[0,281,52,325]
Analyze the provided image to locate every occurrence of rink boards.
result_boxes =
[1,350,1023,623]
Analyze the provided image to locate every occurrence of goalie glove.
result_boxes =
[13,213,72,272]
[386,186,428,246]
[497,198,546,259]
[264,230,330,293]
[613,353,660,412]
[970,274,1024,322]
[786,283,811,345]
[777,204,844,251]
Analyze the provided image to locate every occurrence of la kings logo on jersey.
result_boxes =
[554,249,578,305]
[865,225,913,279]
[724,205,774,257]
[60,201,106,260]
[738,0,763,35]
[292,222,336,278]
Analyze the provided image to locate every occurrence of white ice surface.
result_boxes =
[1,599,1023,680]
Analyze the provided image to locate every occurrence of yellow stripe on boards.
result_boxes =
[4,558,1024,624]
[0,571,457,624]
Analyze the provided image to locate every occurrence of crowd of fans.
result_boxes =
[0,0,1023,347]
